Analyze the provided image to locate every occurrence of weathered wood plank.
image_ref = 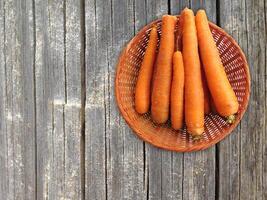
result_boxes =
[134,0,147,32]
[191,0,216,22]
[0,0,266,200]
[35,0,83,199]
[108,0,145,199]
[86,0,147,199]
[133,1,150,200]
[85,0,107,199]
[182,1,216,200]
[143,1,185,200]
[35,0,65,199]
[144,1,216,200]
[219,0,266,199]
[170,0,190,15]
[50,104,65,199]
[264,3,267,199]
[217,1,244,199]
[65,1,83,199]
[65,0,82,102]
[146,0,168,22]
[1,0,36,199]
[183,150,216,200]
[64,105,82,200]
[146,147,185,200]
[0,0,8,199]
[144,3,168,199]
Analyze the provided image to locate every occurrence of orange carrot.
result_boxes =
[135,27,158,114]
[210,96,217,113]
[151,15,177,124]
[196,10,238,123]
[201,65,211,114]
[182,8,204,138]
[171,51,184,130]
[151,52,159,94]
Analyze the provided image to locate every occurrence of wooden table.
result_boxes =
[0,0,266,199]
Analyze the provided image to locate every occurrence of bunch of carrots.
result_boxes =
[135,8,238,140]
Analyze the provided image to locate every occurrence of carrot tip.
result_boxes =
[197,9,205,14]
[192,134,203,141]
[226,115,236,124]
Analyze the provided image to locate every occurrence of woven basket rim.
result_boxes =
[115,16,251,152]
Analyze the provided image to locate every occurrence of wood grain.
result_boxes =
[0,0,36,199]
[0,0,266,199]
[85,0,108,198]
[218,0,266,199]
[108,0,145,199]
[0,1,7,198]
[144,1,185,200]
[35,0,65,198]
[170,1,217,200]
[65,0,83,199]
[217,1,244,198]
[35,0,82,199]
[170,0,190,15]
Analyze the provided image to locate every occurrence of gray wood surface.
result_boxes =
[1,0,36,199]
[145,2,184,200]
[35,0,82,199]
[85,0,109,199]
[0,1,6,198]
[0,0,266,199]
[35,0,65,199]
[182,1,216,200]
[219,0,266,200]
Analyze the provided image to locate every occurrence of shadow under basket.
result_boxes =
[115,16,250,152]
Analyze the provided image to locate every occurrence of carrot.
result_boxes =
[182,8,204,138]
[210,96,217,113]
[196,10,238,123]
[135,27,158,114]
[151,52,159,94]
[151,15,177,124]
[201,65,211,114]
[171,51,184,130]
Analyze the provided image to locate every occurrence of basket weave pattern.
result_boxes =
[115,17,250,152]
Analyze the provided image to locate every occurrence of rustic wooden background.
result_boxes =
[0,0,266,199]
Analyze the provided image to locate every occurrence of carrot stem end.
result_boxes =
[192,134,203,141]
[226,114,236,124]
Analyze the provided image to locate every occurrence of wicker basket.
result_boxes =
[115,16,250,152]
